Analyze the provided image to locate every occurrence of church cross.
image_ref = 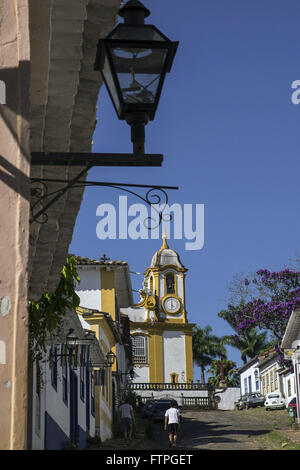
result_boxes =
[100,254,110,262]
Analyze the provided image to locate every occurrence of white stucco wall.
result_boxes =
[31,348,96,450]
[281,371,296,403]
[44,361,70,438]
[76,268,101,311]
[177,274,183,299]
[239,360,260,395]
[159,274,164,297]
[215,387,241,410]
[133,366,149,383]
[99,396,112,442]
[121,306,147,323]
[163,331,186,383]
[99,419,112,442]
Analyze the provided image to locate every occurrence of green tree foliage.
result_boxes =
[28,255,81,362]
[207,359,239,387]
[218,304,272,364]
[192,325,227,384]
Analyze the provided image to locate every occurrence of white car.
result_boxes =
[264,392,286,410]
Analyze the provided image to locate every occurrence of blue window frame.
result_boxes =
[248,376,252,393]
[62,364,68,406]
[80,365,85,402]
[50,347,58,391]
[91,373,95,417]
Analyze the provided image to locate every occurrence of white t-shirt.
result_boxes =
[165,407,181,424]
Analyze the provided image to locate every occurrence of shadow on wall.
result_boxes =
[0,62,31,199]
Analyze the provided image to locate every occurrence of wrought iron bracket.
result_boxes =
[30,151,178,228]
[31,152,163,167]
[30,165,92,224]
[30,175,178,227]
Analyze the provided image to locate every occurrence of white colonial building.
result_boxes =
[239,357,261,396]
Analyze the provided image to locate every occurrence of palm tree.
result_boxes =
[218,305,271,364]
[192,325,227,384]
[207,359,239,387]
[221,329,270,364]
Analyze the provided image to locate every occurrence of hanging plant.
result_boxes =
[28,255,81,362]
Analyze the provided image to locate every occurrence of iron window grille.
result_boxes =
[132,335,148,364]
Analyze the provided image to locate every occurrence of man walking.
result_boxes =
[119,399,135,444]
[164,400,181,448]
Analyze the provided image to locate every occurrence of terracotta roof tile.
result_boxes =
[72,254,128,266]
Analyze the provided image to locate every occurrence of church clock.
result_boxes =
[162,296,181,315]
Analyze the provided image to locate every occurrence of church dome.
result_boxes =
[150,230,185,269]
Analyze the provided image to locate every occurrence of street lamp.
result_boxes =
[65,328,78,352]
[88,350,116,371]
[30,0,180,227]
[94,0,179,155]
[49,328,95,364]
[106,350,116,367]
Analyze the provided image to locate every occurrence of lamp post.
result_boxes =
[95,0,179,155]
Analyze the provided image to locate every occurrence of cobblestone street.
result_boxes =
[93,408,300,451]
[175,408,297,450]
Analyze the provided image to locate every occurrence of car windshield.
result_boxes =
[154,403,170,411]
[268,394,280,398]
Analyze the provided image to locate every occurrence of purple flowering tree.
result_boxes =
[231,269,300,369]
[235,269,300,341]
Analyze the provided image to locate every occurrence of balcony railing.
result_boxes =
[127,382,214,391]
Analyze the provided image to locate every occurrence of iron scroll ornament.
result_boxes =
[30,177,178,229]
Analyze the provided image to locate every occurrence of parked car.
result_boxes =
[141,399,156,419]
[264,392,285,410]
[148,399,179,423]
[287,397,298,413]
[236,392,265,410]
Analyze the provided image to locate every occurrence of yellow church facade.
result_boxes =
[121,233,194,385]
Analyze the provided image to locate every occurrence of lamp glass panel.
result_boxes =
[110,45,168,105]
[102,52,121,113]
[66,336,77,350]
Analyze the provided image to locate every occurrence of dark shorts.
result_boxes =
[121,417,132,432]
[168,423,178,435]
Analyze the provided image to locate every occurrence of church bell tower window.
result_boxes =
[166,273,175,294]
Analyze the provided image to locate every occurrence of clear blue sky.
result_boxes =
[70,0,300,380]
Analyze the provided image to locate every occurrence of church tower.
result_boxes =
[121,231,194,385]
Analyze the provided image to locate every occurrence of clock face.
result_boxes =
[163,297,180,314]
